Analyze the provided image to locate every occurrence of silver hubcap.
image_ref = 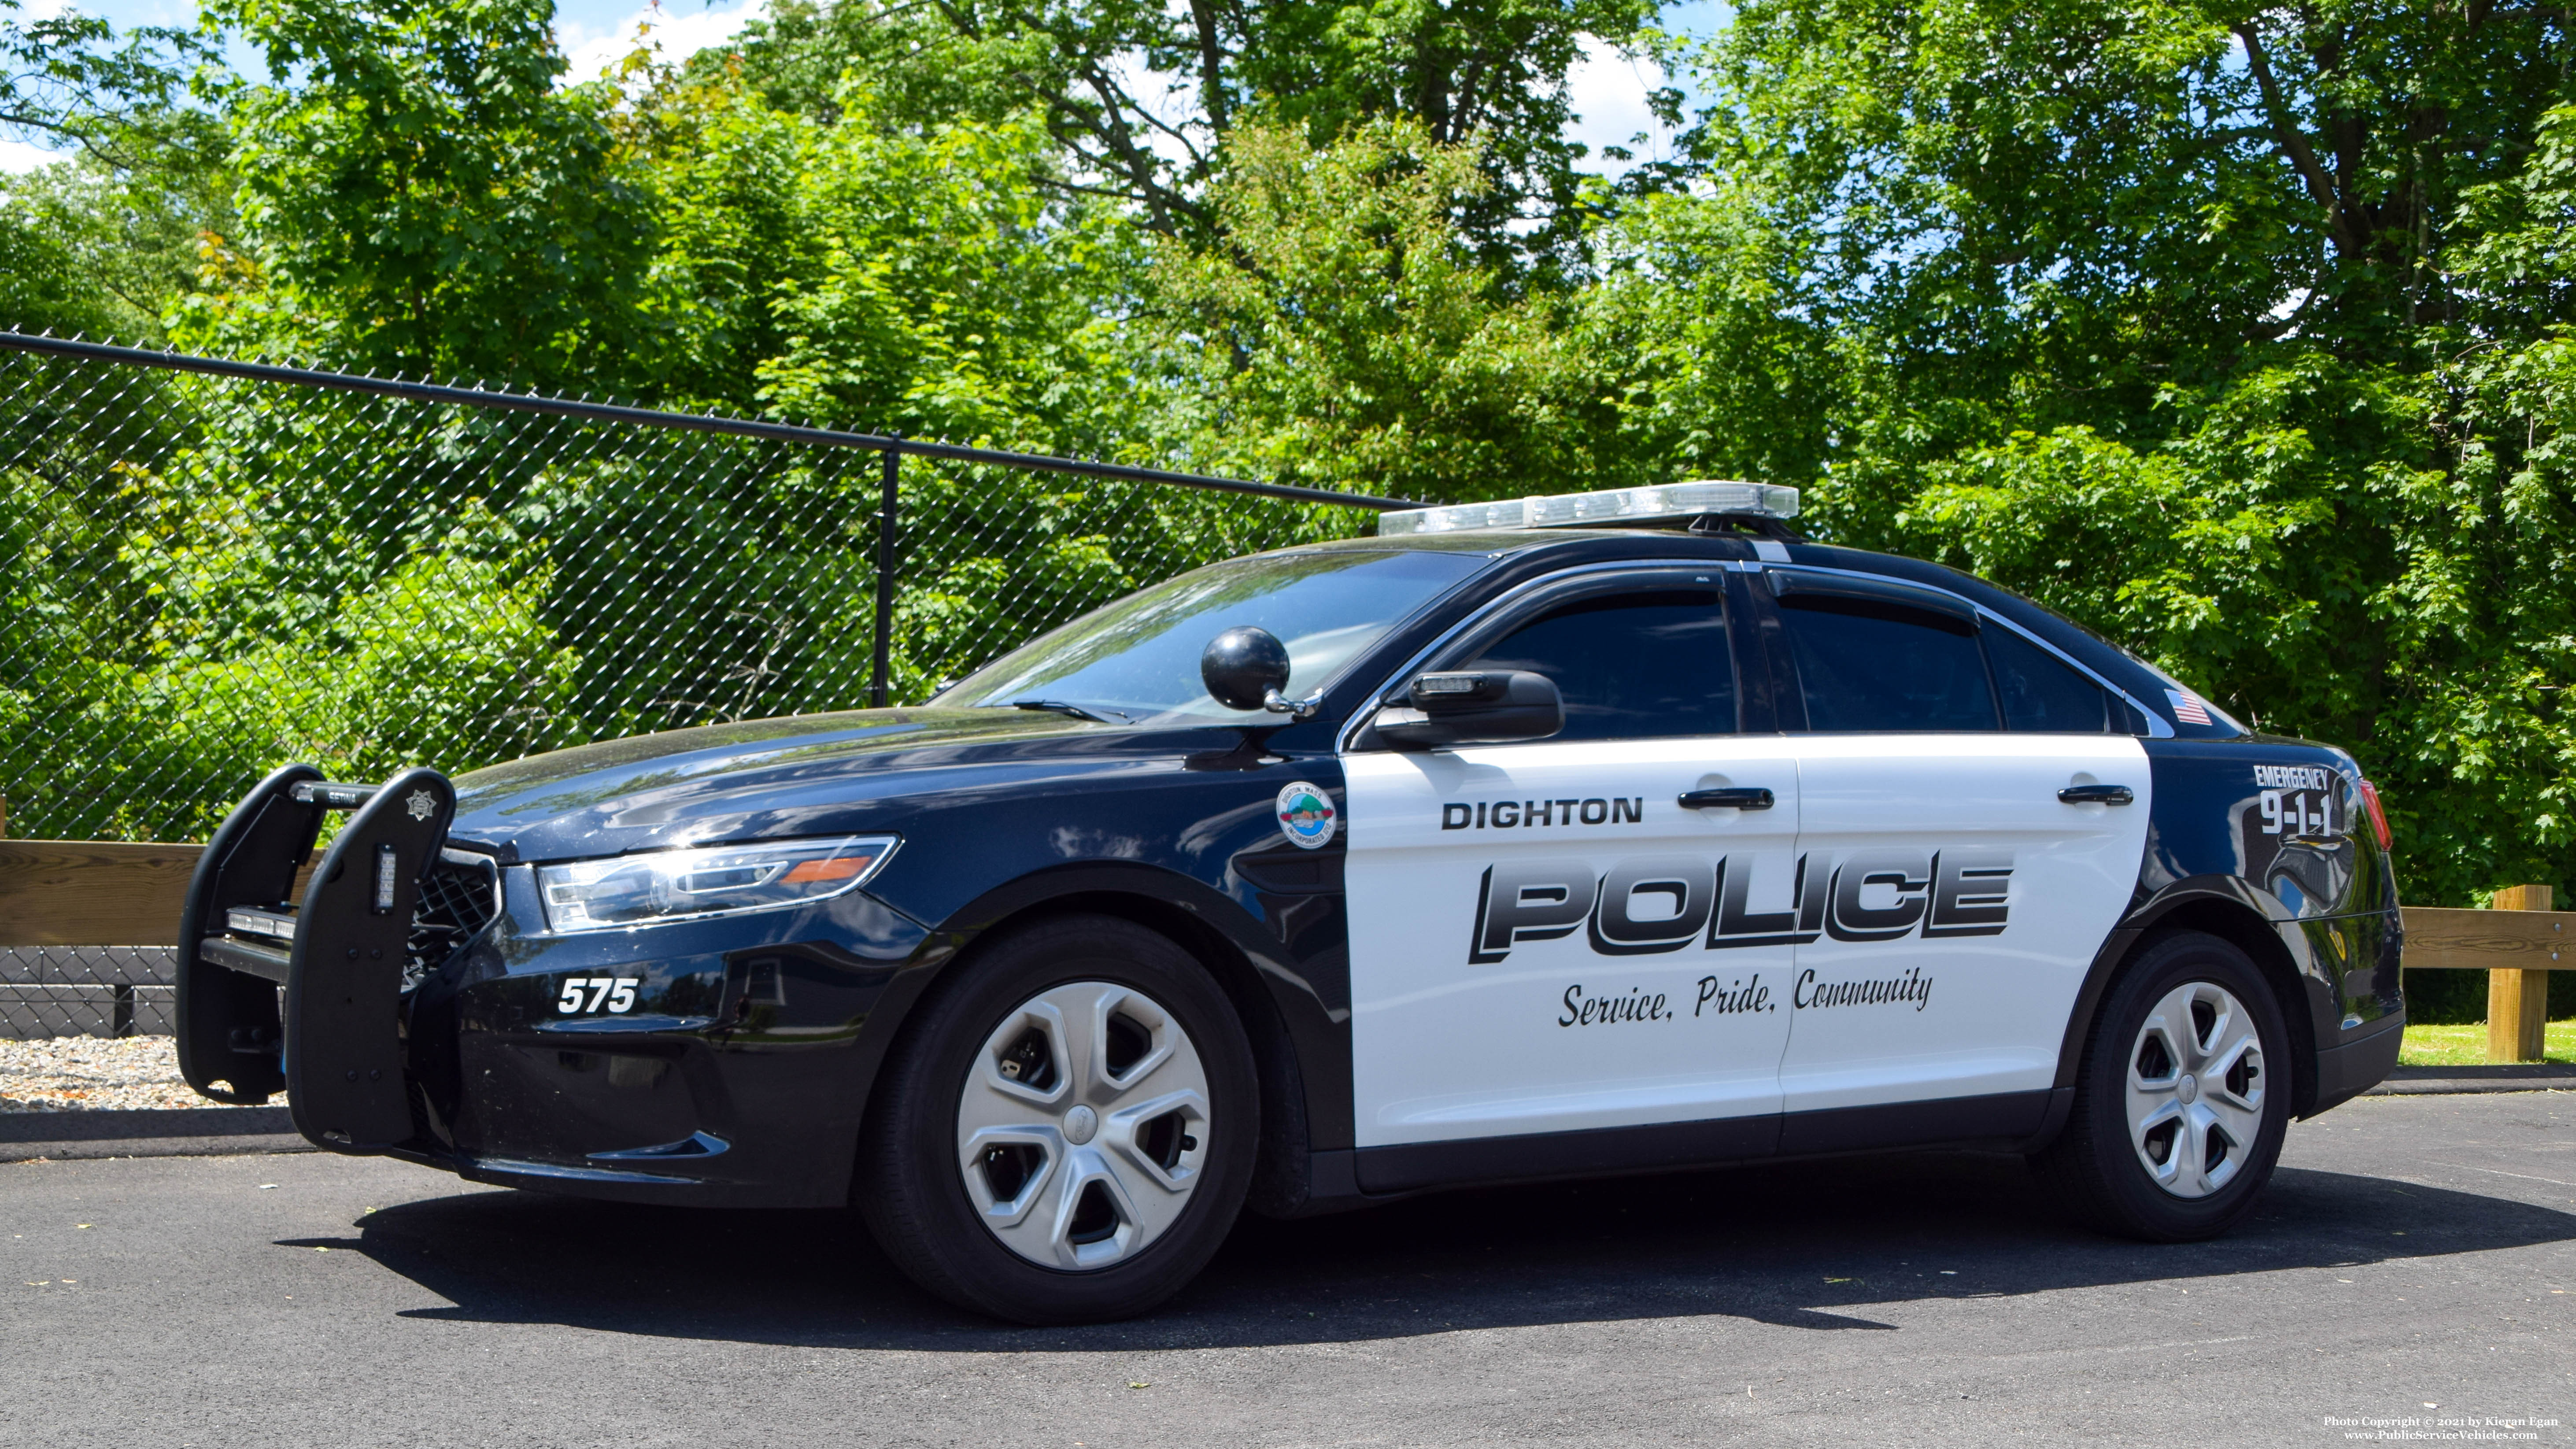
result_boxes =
[956,982,1212,1271]
[2127,981,2265,1198]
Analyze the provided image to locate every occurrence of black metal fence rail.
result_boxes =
[0,334,1413,506]
[1,331,1409,1037]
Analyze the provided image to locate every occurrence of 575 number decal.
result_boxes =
[557,976,640,1015]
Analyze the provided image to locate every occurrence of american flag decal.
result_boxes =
[2166,688,2212,725]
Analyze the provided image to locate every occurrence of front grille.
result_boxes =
[407,850,500,989]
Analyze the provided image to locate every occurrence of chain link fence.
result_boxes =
[1,333,1402,1037]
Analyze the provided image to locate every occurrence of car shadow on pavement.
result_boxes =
[279,1143,2576,1349]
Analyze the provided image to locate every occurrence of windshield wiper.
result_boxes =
[1008,699,1130,724]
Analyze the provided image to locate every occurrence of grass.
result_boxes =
[2399,1020,2576,1068]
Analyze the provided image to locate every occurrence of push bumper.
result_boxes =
[176,763,459,1152]
[180,765,931,1201]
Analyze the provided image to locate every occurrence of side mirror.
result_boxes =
[1375,671,1564,749]
[1200,626,1292,711]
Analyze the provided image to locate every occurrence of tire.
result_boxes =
[855,913,1258,1324]
[2033,930,2293,1242]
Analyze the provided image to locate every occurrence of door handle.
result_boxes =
[1680,787,1775,810]
[2058,784,2135,806]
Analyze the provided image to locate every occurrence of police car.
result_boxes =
[175,480,2406,1324]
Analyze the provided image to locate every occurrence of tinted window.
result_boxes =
[1985,625,2114,733]
[1780,596,1998,732]
[1463,590,1735,742]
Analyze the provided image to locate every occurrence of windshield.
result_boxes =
[935,549,1488,725]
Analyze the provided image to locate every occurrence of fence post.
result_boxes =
[2487,883,2553,1064]
[871,444,898,709]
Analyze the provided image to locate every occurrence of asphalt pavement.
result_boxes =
[2,1091,2569,1447]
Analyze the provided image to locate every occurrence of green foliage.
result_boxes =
[1573,178,1848,490]
[705,0,1654,266]
[1,136,236,344]
[0,0,225,343]
[0,0,207,155]
[629,70,1143,444]
[0,204,128,338]
[190,0,653,389]
[1154,118,1608,499]
[2,449,579,840]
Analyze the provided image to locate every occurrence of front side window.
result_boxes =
[1780,595,1998,732]
[1459,588,1737,743]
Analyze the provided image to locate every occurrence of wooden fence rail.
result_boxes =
[0,839,215,949]
[0,837,2567,1061]
[2399,884,2567,1064]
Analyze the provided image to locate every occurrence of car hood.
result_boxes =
[444,707,1134,863]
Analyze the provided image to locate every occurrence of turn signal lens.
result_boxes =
[2357,779,2392,851]
[537,835,897,935]
[782,857,867,884]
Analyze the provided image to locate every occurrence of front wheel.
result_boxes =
[2033,930,2293,1242]
[855,914,1257,1324]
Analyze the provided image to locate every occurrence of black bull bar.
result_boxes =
[176,762,457,1151]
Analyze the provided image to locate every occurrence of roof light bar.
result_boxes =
[1375,480,1800,536]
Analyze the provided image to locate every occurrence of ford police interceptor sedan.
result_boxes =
[176,480,2406,1324]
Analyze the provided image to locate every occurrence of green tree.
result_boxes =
[0,0,207,160]
[0,0,228,341]
[1152,118,1615,501]
[620,61,1149,445]
[0,203,124,338]
[2,121,237,344]
[705,0,1656,264]
[190,0,654,391]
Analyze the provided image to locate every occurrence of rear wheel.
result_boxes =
[2033,930,2292,1241]
[856,914,1257,1323]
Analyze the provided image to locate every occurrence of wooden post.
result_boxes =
[2488,883,2554,1064]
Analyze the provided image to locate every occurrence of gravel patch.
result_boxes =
[0,1037,278,1112]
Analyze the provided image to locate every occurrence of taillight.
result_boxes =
[2357,778,2391,851]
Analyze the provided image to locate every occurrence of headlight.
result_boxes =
[537,835,898,935]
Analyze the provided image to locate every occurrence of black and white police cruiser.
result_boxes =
[177,480,2406,1323]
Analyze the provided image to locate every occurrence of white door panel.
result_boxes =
[1779,734,2151,1113]
[1344,738,1802,1147]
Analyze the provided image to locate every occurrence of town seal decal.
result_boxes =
[1275,782,1338,850]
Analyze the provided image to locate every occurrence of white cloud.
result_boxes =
[0,137,71,174]
[1563,36,1677,175]
[560,0,768,87]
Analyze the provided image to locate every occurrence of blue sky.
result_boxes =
[1,0,1728,172]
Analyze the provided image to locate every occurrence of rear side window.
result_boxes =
[1779,595,1999,732]
[1985,625,2116,733]
[1463,589,1736,742]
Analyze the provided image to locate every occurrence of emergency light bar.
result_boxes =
[1374,480,1800,536]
